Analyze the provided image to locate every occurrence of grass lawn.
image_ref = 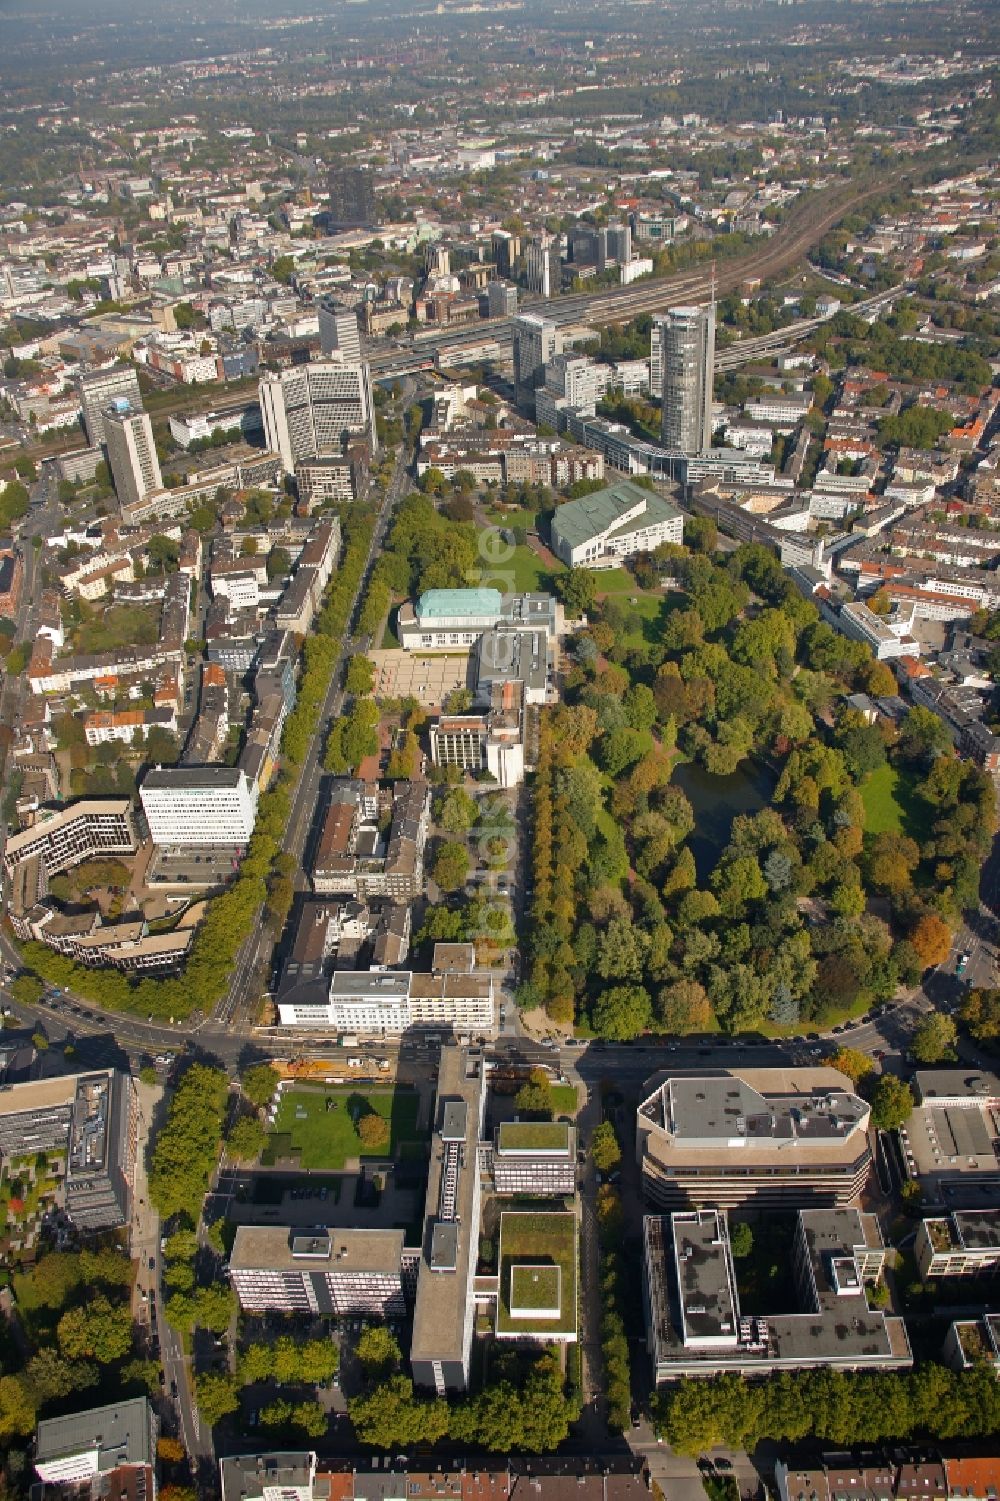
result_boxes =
[503,543,562,593]
[861,762,926,838]
[263,1085,423,1170]
[484,505,541,533]
[593,570,669,648]
[497,1211,577,1337]
[72,602,161,654]
[550,1084,580,1116]
[475,524,563,593]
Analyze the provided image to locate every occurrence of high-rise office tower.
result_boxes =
[318,300,362,362]
[525,236,556,299]
[491,230,521,279]
[260,359,378,472]
[657,304,716,454]
[77,365,142,447]
[103,401,162,511]
[327,168,377,229]
[512,314,562,413]
[604,223,632,267]
[486,281,518,318]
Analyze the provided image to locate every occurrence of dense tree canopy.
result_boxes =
[525,534,994,1039]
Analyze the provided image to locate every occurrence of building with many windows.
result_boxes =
[139,766,258,848]
[512,314,562,413]
[276,961,494,1035]
[643,1207,909,1381]
[397,589,557,653]
[0,1069,137,1231]
[34,1398,155,1490]
[3,798,136,878]
[636,1068,872,1210]
[327,167,377,229]
[318,299,362,362]
[76,365,143,448]
[915,1209,1000,1279]
[260,360,377,470]
[230,1227,414,1317]
[410,1046,488,1394]
[103,401,163,513]
[655,305,715,454]
[550,479,683,568]
[488,1121,576,1196]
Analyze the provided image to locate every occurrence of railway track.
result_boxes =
[374,170,910,374]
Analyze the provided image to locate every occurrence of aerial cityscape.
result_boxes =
[0,0,999,1496]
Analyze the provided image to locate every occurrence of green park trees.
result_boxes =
[523,526,996,1041]
[324,696,379,774]
[870,1074,914,1132]
[910,1012,957,1063]
[350,1356,578,1452]
[241,1063,280,1110]
[149,1064,228,1220]
[432,841,470,893]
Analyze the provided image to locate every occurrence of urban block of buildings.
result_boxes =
[643,1206,910,1380]
[0,1069,136,1231]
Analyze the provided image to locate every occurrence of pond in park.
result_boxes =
[671,757,779,882]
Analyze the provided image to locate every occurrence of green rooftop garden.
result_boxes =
[510,1263,561,1313]
[496,1211,577,1338]
[499,1121,571,1153]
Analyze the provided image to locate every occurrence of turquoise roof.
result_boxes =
[416,587,503,619]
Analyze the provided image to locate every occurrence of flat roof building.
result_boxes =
[276,960,494,1037]
[397,589,557,653]
[0,1069,136,1231]
[220,1453,318,1501]
[140,766,258,848]
[490,1121,576,1197]
[410,1046,487,1395]
[915,1208,1000,1279]
[637,1068,872,1210]
[229,1226,413,1318]
[3,798,136,878]
[643,1207,909,1381]
[902,1069,1000,1208]
[34,1398,155,1488]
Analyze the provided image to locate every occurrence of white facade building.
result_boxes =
[139,766,258,847]
[550,478,683,567]
[277,965,495,1034]
[260,359,377,471]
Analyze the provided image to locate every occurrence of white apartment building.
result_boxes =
[525,236,557,298]
[139,766,258,847]
[318,299,362,361]
[550,478,683,567]
[277,965,495,1035]
[76,366,142,447]
[656,305,716,454]
[837,600,921,661]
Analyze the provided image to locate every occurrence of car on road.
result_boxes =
[170,1380,178,1400]
[956,952,970,974]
